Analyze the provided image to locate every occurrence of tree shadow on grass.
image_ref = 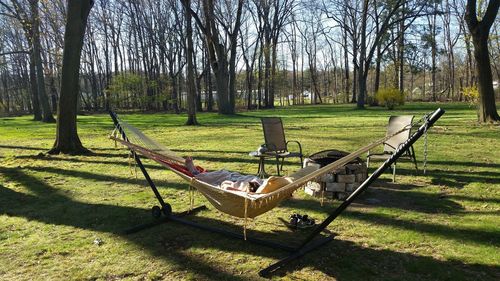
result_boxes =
[26,166,187,191]
[174,148,253,154]
[446,194,500,205]
[12,148,263,168]
[0,166,498,280]
[282,193,498,248]
[342,208,500,247]
[396,167,500,189]
[14,154,166,172]
[278,238,499,281]
[283,180,423,214]
[428,160,500,169]
[0,166,276,280]
[0,144,115,152]
[361,183,465,215]
[0,144,47,151]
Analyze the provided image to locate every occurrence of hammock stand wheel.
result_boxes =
[151,206,162,219]
[109,108,445,277]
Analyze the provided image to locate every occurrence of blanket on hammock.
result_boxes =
[194,170,293,194]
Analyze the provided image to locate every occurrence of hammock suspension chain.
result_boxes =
[411,111,433,174]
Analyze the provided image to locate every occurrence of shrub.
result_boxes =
[375,88,405,110]
[463,86,479,105]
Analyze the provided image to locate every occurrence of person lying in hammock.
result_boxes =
[185,157,292,194]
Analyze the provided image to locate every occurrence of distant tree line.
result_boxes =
[0,0,499,122]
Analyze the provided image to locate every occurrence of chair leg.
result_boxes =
[257,158,262,175]
[280,157,285,173]
[299,156,303,168]
[392,162,396,182]
[276,156,280,176]
[366,156,370,169]
[410,146,418,172]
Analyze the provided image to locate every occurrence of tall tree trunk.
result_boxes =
[205,48,213,111]
[257,51,263,108]
[263,36,270,108]
[373,0,381,97]
[269,41,278,108]
[183,0,198,125]
[374,46,381,94]
[431,10,437,101]
[31,0,55,123]
[49,0,94,154]
[465,0,500,122]
[342,15,350,104]
[356,0,369,108]
[466,36,474,87]
[472,37,499,121]
[29,54,42,120]
[398,4,405,93]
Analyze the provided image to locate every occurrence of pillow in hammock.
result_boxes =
[256,176,293,194]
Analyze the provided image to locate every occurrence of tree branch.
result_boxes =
[0,50,29,56]
[482,0,500,30]
[465,0,478,29]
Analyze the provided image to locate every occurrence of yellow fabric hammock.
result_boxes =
[110,123,410,219]
[109,108,443,277]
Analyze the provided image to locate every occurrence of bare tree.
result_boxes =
[49,0,93,154]
[184,0,244,114]
[183,0,198,125]
[465,0,500,122]
[0,0,55,121]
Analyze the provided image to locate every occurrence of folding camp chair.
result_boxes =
[261,117,303,175]
[366,115,418,182]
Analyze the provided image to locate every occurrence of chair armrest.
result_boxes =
[286,140,302,154]
[383,142,398,150]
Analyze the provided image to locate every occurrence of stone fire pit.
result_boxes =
[303,149,368,201]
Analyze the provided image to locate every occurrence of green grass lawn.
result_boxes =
[0,103,498,280]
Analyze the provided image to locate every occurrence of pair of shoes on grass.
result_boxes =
[289,213,315,229]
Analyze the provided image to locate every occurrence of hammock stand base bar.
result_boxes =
[259,235,335,276]
[108,108,445,277]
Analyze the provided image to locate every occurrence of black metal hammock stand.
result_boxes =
[108,108,445,277]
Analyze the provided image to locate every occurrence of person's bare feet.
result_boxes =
[185,156,199,175]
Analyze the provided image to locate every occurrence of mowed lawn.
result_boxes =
[0,103,498,280]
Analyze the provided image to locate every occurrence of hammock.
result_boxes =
[109,108,445,277]
[110,115,416,219]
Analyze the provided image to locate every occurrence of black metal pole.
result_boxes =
[134,155,168,209]
[258,235,334,277]
[109,109,168,209]
[109,110,127,141]
[297,108,445,250]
